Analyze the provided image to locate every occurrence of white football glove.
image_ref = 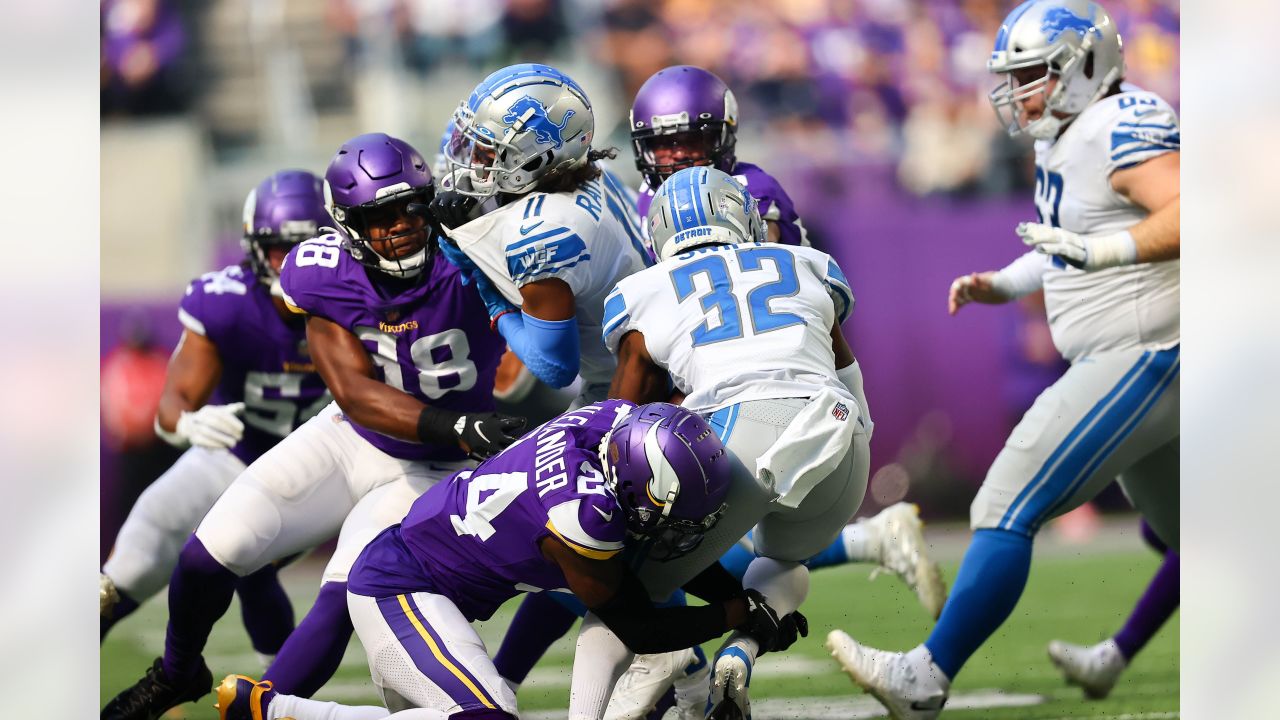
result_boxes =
[1017,222,1136,272]
[173,402,246,449]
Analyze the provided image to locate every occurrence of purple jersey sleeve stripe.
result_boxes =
[177,307,206,336]
[544,520,621,560]
[376,594,500,710]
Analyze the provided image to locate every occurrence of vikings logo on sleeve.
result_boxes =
[503,96,575,150]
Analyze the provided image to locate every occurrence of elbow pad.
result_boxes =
[836,360,872,436]
[496,312,580,388]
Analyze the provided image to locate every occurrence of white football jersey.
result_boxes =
[602,242,854,414]
[1033,85,1180,362]
[445,169,652,388]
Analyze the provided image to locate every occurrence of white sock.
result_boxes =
[742,558,810,616]
[906,645,951,693]
[569,614,634,720]
[269,693,391,720]
[842,522,881,563]
[256,652,276,671]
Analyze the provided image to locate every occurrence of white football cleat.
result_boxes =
[100,572,119,618]
[707,646,753,720]
[865,503,948,619]
[1047,638,1127,699]
[826,630,949,720]
[604,648,696,720]
[672,647,710,720]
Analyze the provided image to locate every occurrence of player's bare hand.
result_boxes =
[948,272,999,315]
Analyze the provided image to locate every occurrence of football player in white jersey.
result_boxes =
[429,63,653,410]
[826,2,1179,717]
[557,166,872,720]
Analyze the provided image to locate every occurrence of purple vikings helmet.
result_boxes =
[630,65,739,189]
[241,170,332,290]
[323,133,437,279]
[601,403,732,561]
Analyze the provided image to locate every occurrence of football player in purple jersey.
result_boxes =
[629,65,808,248]
[213,401,806,720]
[102,135,518,720]
[100,170,332,659]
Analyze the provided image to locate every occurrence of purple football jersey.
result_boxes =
[279,235,505,461]
[637,161,806,246]
[178,264,330,465]
[348,400,635,621]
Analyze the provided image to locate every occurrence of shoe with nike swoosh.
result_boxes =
[825,631,949,720]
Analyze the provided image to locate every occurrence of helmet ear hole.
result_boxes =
[1083,51,1095,79]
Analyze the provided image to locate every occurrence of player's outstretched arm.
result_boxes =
[307,314,523,457]
[1111,151,1179,264]
[154,329,245,449]
[492,278,581,389]
[608,330,671,405]
[948,250,1051,315]
[543,536,750,655]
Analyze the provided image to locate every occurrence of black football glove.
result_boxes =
[452,412,526,459]
[764,611,809,656]
[739,589,783,652]
[429,190,479,230]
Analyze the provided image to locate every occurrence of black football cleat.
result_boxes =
[101,657,213,720]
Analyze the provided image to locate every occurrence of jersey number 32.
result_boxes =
[670,247,805,347]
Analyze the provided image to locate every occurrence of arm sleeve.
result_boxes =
[495,312,580,388]
[990,250,1052,299]
[1107,100,1180,173]
[681,562,746,604]
[590,571,731,655]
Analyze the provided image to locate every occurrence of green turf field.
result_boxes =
[100,523,1178,719]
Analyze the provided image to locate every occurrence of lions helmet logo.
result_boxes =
[503,95,575,150]
[1040,6,1100,43]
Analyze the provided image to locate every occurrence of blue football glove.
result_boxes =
[473,269,519,320]
[437,236,481,286]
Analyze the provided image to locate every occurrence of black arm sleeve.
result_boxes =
[590,572,730,655]
[681,561,746,604]
[416,405,462,445]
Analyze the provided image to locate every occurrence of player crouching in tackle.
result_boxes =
[214,400,807,720]
[826,1,1180,717]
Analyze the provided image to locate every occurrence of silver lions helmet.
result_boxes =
[447,63,595,198]
[987,0,1125,139]
[647,166,766,261]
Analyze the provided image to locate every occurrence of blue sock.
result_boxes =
[924,528,1032,679]
[803,535,851,570]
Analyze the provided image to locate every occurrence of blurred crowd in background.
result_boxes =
[100,0,1179,544]
[103,0,1178,195]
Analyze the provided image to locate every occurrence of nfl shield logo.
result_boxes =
[831,402,849,421]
